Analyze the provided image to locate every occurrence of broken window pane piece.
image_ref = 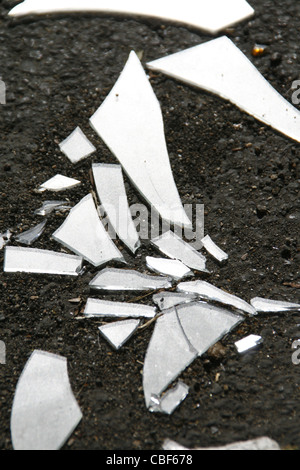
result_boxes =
[52,194,125,267]
[15,220,47,246]
[147,36,300,144]
[152,291,198,311]
[8,0,254,34]
[235,334,263,353]
[0,230,12,250]
[201,235,228,263]
[92,163,140,254]
[176,302,244,356]
[163,437,281,451]
[11,350,82,450]
[151,231,208,273]
[4,246,82,276]
[59,127,96,164]
[90,51,191,229]
[89,267,172,292]
[143,308,197,407]
[149,382,189,415]
[34,200,71,216]
[99,319,140,350]
[84,298,156,319]
[251,297,300,313]
[178,280,256,316]
[38,174,81,192]
[146,256,193,280]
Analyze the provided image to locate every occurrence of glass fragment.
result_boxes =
[146,256,193,280]
[8,0,254,34]
[90,51,191,228]
[251,297,300,313]
[176,302,244,356]
[52,194,125,267]
[178,280,256,316]
[92,163,140,253]
[0,230,12,250]
[163,437,281,451]
[235,334,263,353]
[201,234,228,263]
[11,350,82,450]
[147,36,300,144]
[15,220,47,246]
[149,381,189,415]
[151,231,208,273]
[34,200,71,216]
[89,267,172,292]
[38,174,81,192]
[152,291,198,311]
[59,126,96,164]
[84,298,156,319]
[143,308,197,407]
[4,246,83,276]
[98,319,140,350]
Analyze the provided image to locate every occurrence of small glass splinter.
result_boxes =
[201,235,228,263]
[149,382,189,415]
[89,267,172,292]
[152,291,198,311]
[59,127,96,164]
[15,220,47,246]
[251,297,300,313]
[38,174,81,192]
[146,256,193,280]
[99,319,140,350]
[235,334,263,353]
[34,201,71,216]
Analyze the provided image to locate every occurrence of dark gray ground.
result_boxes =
[0,0,299,450]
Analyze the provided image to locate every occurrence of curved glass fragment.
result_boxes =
[11,350,82,450]
[251,297,300,313]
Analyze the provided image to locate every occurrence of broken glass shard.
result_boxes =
[92,163,140,254]
[8,0,254,34]
[84,298,156,319]
[251,297,300,313]
[201,235,228,263]
[59,126,96,164]
[52,194,125,267]
[89,267,172,292]
[176,302,244,356]
[163,437,281,451]
[38,174,81,192]
[98,319,140,350]
[90,51,191,229]
[146,256,193,280]
[11,350,82,450]
[177,280,256,316]
[4,246,83,276]
[152,291,198,311]
[34,200,71,216]
[147,36,300,144]
[143,308,197,408]
[15,220,47,246]
[235,334,263,353]
[149,382,189,415]
[151,231,207,273]
[0,230,12,250]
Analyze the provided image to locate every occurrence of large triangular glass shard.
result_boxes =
[84,298,156,319]
[90,51,191,229]
[151,231,208,273]
[176,302,244,356]
[92,163,140,254]
[251,297,300,313]
[98,319,140,350]
[52,194,125,267]
[177,280,256,316]
[11,350,82,450]
[147,36,300,144]
[4,246,83,276]
[8,1,254,34]
[152,291,198,311]
[89,267,172,292]
[143,308,197,408]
